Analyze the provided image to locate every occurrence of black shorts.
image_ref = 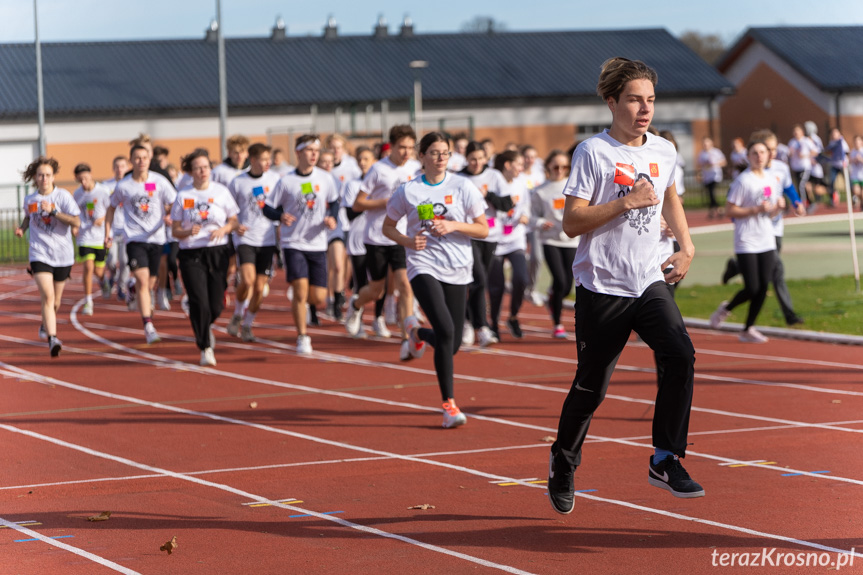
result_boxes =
[78,246,107,263]
[237,244,277,275]
[327,236,345,247]
[126,242,162,276]
[364,243,406,282]
[30,261,72,282]
[284,248,327,287]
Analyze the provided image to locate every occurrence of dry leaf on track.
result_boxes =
[87,511,111,522]
[540,436,555,443]
[249,401,258,409]
[407,504,435,510]
[160,535,178,555]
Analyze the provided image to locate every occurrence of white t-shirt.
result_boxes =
[229,171,281,247]
[171,182,239,250]
[523,168,546,191]
[698,148,725,184]
[342,179,367,257]
[111,172,177,244]
[360,157,422,246]
[563,130,677,298]
[386,174,486,285]
[73,184,111,248]
[211,163,247,187]
[461,167,502,244]
[268,167,339,252]
[331,157,362,188]
[25,187,80,267]
[447,152,467,172]
[788,137,816,173]
[102,178,126,241]
[766,160,793,237]
[531,179,579,248]
[850,148,863,182]
[494,174,531,256]
[726,169,778,254]
[674,155,686,197]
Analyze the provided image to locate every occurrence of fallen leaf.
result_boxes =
[249,402,258,409]
[832,400,842,404]
[407,504,435,510]
[87,511,111,522]
[541,436,555,443]
[160,535,178,555]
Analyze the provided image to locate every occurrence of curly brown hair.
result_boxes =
[23,157,59,183]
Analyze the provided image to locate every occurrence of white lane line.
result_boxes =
[0,423,537,575]
[0,516,140,574]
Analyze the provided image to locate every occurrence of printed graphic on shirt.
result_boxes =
[30,201,56,232]
[299,182,319,217]
[416,199,448,237]
[132,195,153,219]
[614,163,657,236]
[251,186,268,212]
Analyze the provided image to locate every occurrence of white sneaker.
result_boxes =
[200,347,217,366]
[262,282,270,298]
[286,285,293,301]
[240,325,255,342]
[209,325,216,349]
[528,290,545,307]
[404,315,426,359]
[157,289,171,311]
[442,399,467,428]
[477,326,498,348]
[82,301,94,316]
[384,296,398,325]
[48,336,62,358]
[709,301,730,329]
[739,326,769,343]
[296,334,313,355]
[412,300,426,324]
[399,339,412,361]
[126,279,138,311]
[227,314,242,337]
[144,323,160,344]
[344,295,363,336]
[372,316,392,338]
[462,322,475,346]
[38,324,48,341]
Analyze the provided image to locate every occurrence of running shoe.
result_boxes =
[262,282,270,298]
[786,315,804,326]
[709,301,729,329]
[442,399,467,428]
[200,347,217,366]
[296,334,313,355]
[180,295,190,317]
[648,455,705,498]
[209,324,216,349]
[101,277,112,298]
[384,295,398,325]
[372,316,392,338]
[227,314,242,337]
[82,301,94,316]
[344,295,363,336]
[528,290,545,307]
[48,336,62,358]
[126,279,138,311]
[240,325,255,342]
[738,326,769,343]
[412,300,426,324]
[332,292,345,322]
[506,317,523,339]
[490,326,501,343]
[144,323,161,344]
[38,324,48,341]
[404,315,426,359]
[157,289,171,311]
[553,325,567,339]
[462,322,475,346]
[477,326,498,347]
[547,449,575,514]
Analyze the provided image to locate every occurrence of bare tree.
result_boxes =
[679,31,726,65]
[461,16,506,34]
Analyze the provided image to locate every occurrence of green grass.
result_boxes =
[675,275,863,336]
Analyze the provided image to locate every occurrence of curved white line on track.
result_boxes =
[0,516,140,574]
[0,423,537,575]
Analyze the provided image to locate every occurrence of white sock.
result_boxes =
[85,294,93,304]
[242,311,256,327]
[234,298,246,316]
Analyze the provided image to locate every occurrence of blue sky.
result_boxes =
[2,0,861,44]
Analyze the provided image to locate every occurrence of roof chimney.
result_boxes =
[324,15,338,40]
[271,15,286,41]
[400,15,414,37]
[374,14,388,39]
[205,18,218,42]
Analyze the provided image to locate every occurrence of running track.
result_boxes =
[1,267,861,574]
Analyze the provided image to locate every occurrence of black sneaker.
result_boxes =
[786,315,804,326]
[547,450,575,514]
[48,336,62,358]
[648,455,705,498]
[506,317,523,339]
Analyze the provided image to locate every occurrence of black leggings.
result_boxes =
[488,249,528,328]
[178,245,230,350]
[467,240,497,329]
[410,274,466,401]
[705,181,719,209]
[726,250,777,329]
[350,253,385,318]
[542,244,576,325]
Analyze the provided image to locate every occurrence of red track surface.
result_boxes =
[1,260,862,574]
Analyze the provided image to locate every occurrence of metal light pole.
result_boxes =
[34,0,46,156]
[409,60,428,136]
[216,0,228,159]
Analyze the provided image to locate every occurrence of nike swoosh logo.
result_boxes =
[650,468,669,482]
[574,382,593,393]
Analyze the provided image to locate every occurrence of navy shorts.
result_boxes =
[284,248,327,287]
[30,261,72,282]
[237,244,277,275]
[126,241,162,276]
[364,243,406,282]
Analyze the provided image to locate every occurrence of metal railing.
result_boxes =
[0,207,29,263]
